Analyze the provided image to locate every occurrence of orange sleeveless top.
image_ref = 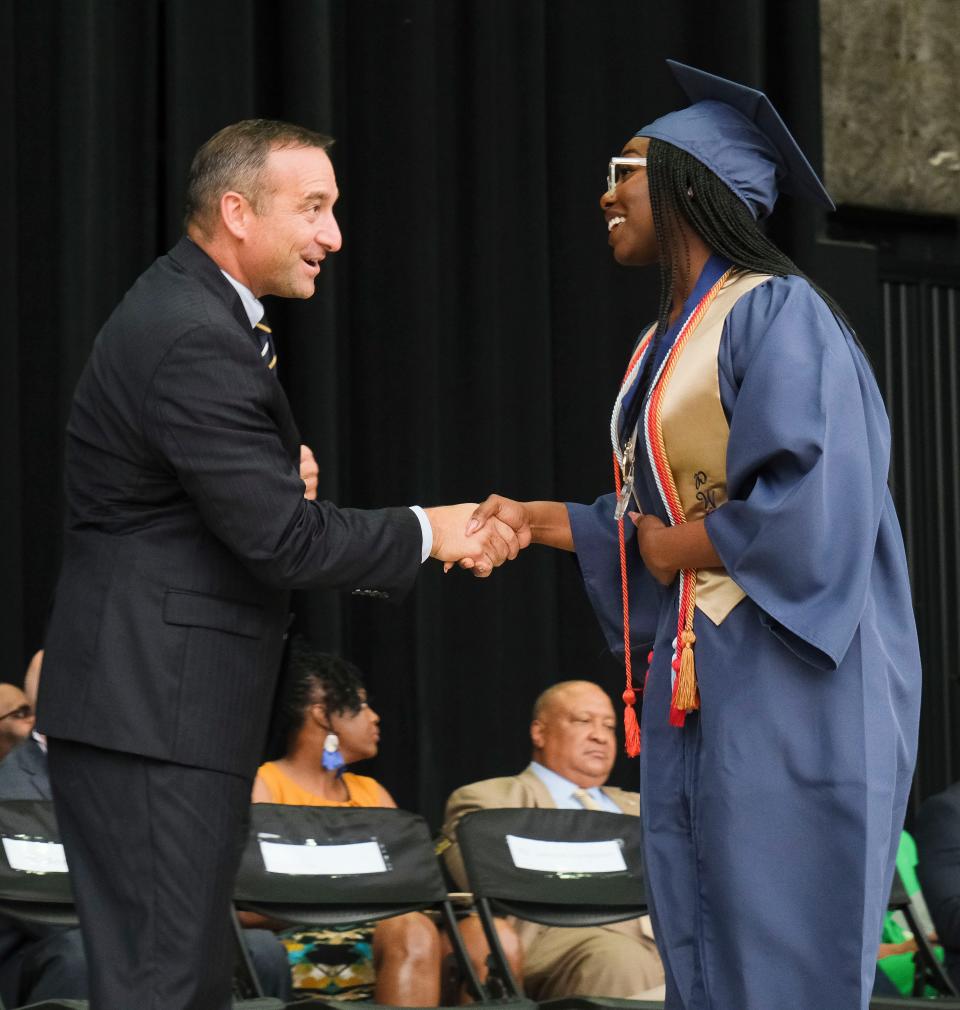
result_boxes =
[256,761,384,808]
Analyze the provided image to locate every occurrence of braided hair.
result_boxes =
[623,137,851,440]
[275,636,366,751]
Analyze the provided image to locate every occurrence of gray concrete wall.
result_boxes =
[821,0,959,215]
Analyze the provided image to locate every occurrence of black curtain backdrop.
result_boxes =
[4,0,912,828]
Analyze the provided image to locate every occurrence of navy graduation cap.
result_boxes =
[637,59,835,219]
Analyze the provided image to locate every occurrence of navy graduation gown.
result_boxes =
[568,262,921,1010]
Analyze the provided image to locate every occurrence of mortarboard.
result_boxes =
[636,59,835,219]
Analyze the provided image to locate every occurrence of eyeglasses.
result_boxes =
[607,156,647,194]
[0,704,33,721]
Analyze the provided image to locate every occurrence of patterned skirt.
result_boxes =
[281,923,376,999]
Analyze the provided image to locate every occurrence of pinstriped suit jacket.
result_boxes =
[39,237,421,778]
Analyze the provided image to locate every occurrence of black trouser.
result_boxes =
[47,737,251,1010]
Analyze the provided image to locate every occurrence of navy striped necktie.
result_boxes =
[254,319,277,371]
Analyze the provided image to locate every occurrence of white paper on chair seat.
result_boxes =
[506,835,627,874]
[258,838,387,876]
[2,837,69,873]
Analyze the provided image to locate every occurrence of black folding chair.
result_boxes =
[13,1002,285,1010]
[532,1000,663,1010]
[0,801,75,1010]
[870,1000,960,1009]
[0,800,281,1010]
[454,808,649,1002]
[234,803,533,1009]
[0,800,76,929]
[886,867,957,998]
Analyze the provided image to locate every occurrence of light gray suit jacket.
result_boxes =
[440,765,639,893]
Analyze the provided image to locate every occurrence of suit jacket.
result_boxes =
[40,237,421,778]
[440,765,640,893]
[0,739,51,801]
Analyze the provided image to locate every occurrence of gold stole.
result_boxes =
[659,271,770,626]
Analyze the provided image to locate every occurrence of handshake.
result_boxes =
[424,499,532,577]
[299,445,536,578]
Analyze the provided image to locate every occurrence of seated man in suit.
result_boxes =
[0,682,35,763]
[0,651,292,1007]
[440,680,664,1000]
[0,652,46,792]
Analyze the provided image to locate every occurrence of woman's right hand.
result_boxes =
[439,495,533,573]
[466,495,532,542]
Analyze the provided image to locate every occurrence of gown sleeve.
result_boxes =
[566,494,662,659]
[706,276,892,670]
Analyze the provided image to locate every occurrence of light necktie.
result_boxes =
[573,788,603,812]
[255,319,277,370]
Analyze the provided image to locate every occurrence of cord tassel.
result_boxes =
[673,629,699,711]
[640,271,729,731]
[622,688,641,757]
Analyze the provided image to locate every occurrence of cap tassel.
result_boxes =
[673,630,700,712]
[622,688,641,757]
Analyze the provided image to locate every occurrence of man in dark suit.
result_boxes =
[38,119,526,1010]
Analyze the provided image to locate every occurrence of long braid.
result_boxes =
[622,141,701,441]
[627,146,680,435]
[652,138,851,321]
[621,138,854,445]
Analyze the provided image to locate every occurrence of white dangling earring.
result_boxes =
[322,732,345,771]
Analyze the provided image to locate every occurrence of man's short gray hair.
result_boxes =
[183,118,334,236]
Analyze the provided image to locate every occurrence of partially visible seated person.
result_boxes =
[0,649,291,1008]
[440,680,665,1001]
[0,652,46,799]
[249,639,442,1005]
[875,830,941,997]
[913,782,960,991]
[0,681,35,763]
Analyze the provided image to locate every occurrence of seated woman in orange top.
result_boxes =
[250,641,440,1005]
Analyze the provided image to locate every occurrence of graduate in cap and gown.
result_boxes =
[467,61,922,1010]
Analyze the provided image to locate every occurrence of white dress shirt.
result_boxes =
[528,761,623,813]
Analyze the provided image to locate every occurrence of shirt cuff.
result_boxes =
[409,505,432,563]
